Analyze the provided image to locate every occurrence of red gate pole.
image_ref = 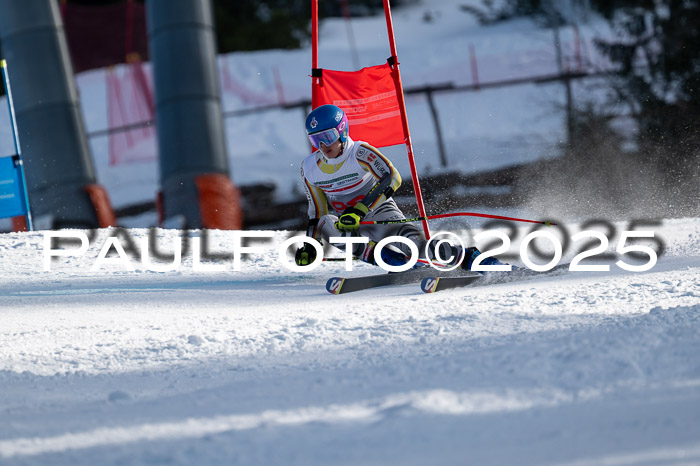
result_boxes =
[383,0,431,238]
[311,0,321,108]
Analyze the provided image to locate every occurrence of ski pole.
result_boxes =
[360,211,555,226]
[324,256,448,268]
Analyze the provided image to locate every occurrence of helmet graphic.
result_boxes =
[305,104,349,148]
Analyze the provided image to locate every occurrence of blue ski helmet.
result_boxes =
[305,104,349,148]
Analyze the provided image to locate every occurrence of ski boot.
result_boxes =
[362,241,422,270]
[461,246,511,273]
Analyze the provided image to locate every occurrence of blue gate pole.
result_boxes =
[1,59,33,231]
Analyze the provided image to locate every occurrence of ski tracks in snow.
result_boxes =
[0,220,698,465]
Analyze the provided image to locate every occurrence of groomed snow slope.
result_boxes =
[0,218,699,465]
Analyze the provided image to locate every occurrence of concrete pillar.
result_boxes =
[0,0,115,229]
[147,0,242,229]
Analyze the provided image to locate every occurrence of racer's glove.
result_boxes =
[294,243,317,266]
[335,202,369,232]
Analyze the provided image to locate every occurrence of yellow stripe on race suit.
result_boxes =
[305,178,327,219]
[317,155,346,175]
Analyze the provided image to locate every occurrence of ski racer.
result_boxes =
[294,104,499,270]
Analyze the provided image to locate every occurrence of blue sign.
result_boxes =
[0,155,27,218]
[2,59,33,229]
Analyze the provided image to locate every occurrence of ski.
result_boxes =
[421,263,572,293]
[326,268,478,294]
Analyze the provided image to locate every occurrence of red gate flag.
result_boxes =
[314,64,404,148]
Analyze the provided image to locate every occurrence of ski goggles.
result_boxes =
[308,127,340,148]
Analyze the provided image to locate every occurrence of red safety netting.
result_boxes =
[314,64,405,148]
[219,60,277,107]
[106,60,157,165]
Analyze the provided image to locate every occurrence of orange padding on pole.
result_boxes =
[11,216,27,232]
[195,174,243,230]
[85,184,117,227]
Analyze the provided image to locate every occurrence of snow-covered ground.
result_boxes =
[1,217,698,465]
